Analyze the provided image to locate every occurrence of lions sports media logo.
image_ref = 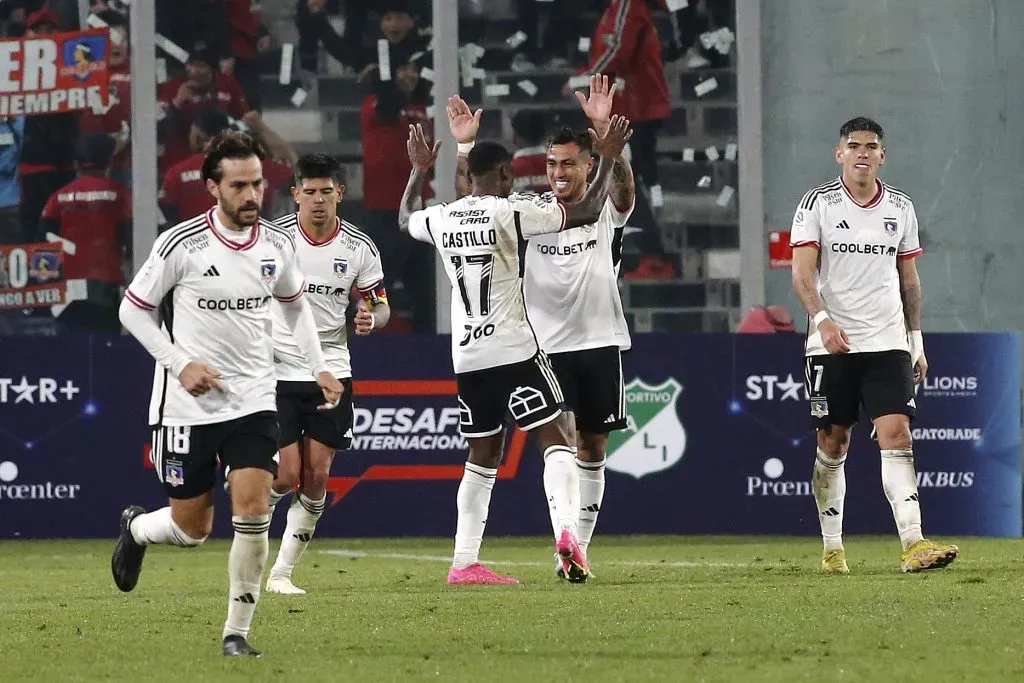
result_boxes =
[606,378,686,479]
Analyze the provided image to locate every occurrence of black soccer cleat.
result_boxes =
[223,635,262,657]
[111,505,147,592]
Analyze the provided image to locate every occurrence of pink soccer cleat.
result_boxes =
[446,563,520,585]
[556,529,590,583]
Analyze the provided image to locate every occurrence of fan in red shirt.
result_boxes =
[159,108,232,227]
[223,0,272,112]
[570,1,677,279]
[510,109,550,194]
[38,133,131,332]
[79,19,132,187]
[571,0,670,202]
[360,51,435,331]
[157,50,255,176]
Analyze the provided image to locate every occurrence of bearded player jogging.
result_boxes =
[113,132,343,656]
[790,116,958,575]
[398,117,632,584]
[447,75,633,582]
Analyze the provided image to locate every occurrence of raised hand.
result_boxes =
[447,95,482,144]
[589,114,633,159]
[574,73,616,132]
[407,123,441,172]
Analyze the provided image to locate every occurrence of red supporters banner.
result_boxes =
[0,29,110,116]
[0,243,65,309]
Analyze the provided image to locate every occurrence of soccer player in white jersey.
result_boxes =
[264,154,390,595]
[398,118,632,584]
[447,76,634,582]
[790,116,959,575]
[113,132,343,656]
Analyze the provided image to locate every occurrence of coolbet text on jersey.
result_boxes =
[270,213,385,381]
[125,209,306,427]
[789,178,922,356]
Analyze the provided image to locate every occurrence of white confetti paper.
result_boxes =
[290,87,307,107]
[484,83,510,97]
[665,0,688,9]
[697,175,711,188]
[420,67,435,81]
[279,43,294,85]
[506,30,527,50]
[568,75,590,89]
[517,80,538,97]
[725,142,738,161]
[577,37,591,52]
[155,34,189,64]
[156,58,167,84]
[682,147,694,162]
[694,77,718,97]
[377,39,391,81]
[705,145,720,161]
[716,185,735,206]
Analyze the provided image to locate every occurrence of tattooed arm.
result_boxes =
[398,124,440,233]
[455,152,471,200]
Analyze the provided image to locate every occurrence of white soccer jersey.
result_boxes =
[524,195,633,354]
[270,213,384,380]
[789,177,922,356]
[407,193,568,373]
[125,208,306,426]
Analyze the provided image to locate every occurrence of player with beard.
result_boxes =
[447,76,634,581]
[114,131,343,655]
[263,154,390,594]
[400,116,632,584]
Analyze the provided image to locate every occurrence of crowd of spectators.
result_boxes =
[0,0,734,335]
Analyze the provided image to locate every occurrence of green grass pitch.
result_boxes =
[2,536,1023,682]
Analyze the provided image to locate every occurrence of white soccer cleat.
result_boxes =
[265,574,306,595]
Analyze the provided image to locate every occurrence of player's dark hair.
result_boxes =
[511,109,547,146]
[546,127,593,155]
[294,153,344,185]
[201,131,266,183]
[839,116,884,141]
[467,141,512,178]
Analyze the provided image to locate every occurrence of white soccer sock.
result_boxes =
[576,457,605,554]
[881,448,924,550]
[268,487,288,513]
[811,448,847,551]
[129,506,204,547]
[223,514,270,641]
[452,462,497,570]
[270,493,325,578]
[542,445,580,537]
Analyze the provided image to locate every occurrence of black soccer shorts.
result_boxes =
[547,345,628,434]
[456,351,566,437]
[804,350,916,428]
[150,411,280,499]
[276,378,354,450]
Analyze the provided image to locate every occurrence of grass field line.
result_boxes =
[317,548,747,568]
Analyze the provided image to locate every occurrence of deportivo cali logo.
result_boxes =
[606,378,686,479]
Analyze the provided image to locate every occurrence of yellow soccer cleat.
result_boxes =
[821,548,850,575]
[900,539,960,573]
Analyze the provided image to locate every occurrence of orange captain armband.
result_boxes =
[359,282,388,309]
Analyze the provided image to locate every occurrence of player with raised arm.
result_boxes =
[398,117,632,585]
[112,132,343,656]
[264,154,391,595]
[446,76,635,582]
[790,116,959,575]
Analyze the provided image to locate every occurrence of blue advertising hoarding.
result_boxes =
[0,333,1019,539]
